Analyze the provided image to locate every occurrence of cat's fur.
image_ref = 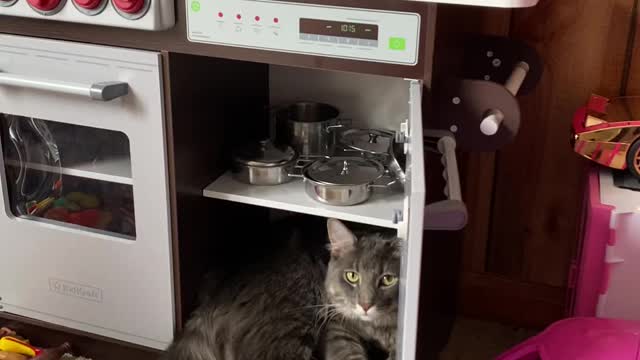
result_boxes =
[163,216,328,360]
[323,219,401,360]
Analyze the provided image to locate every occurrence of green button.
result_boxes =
[190,0,200,12]
[389,37,406,51]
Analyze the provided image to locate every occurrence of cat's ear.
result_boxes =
[327,219,357,257]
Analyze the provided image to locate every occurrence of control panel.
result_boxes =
[186,0,421,65]
[0,0,174,30]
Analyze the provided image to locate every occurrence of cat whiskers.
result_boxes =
[312,304,343,337]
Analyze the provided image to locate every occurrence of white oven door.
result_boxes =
[0,35,174,350]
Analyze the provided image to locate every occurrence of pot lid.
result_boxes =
[305,157,384,185]
[234,139,297,167]
[340,129,394,154]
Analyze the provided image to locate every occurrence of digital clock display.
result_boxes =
[299,18,379,40]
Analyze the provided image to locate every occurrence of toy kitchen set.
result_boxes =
[0,0,541,358]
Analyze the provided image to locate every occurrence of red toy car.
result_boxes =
[572,94,640,179]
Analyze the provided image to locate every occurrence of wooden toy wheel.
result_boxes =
[627,139,640,179]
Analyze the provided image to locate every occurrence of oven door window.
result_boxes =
[0,114,136,240]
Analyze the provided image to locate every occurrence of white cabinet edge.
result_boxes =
[397,79,426,360]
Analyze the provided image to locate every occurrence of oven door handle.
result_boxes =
[0,72,129,101]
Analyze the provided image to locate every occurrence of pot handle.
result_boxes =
[423,130,468,231]
[287,158,318,178]
[325,118,352,133]
[369,172,397,188]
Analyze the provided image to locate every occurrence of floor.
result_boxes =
[439,318,538,360]
[59,318,536,360]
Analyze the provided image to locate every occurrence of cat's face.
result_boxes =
[325,219,401,324]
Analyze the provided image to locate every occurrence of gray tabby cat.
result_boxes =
[163,218,399,360]
[323,219,401,360]
[162,216,327,360]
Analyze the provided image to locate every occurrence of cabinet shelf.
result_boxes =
[5,157,132,185]
[203,171,405,229]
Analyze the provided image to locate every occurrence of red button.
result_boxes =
[27,0,62,11]
[236,13,241,20]
[218,11,223,17]
[254,15,260,21]
[273,17,279,23]
[113,0,144,14]
[74,0,101,10]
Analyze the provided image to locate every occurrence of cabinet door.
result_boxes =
[0,35,174,350]
[397,80,426,360]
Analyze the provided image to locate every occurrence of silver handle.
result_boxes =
[369,174,397,189]
[325,124,345,133]
[0,72,129,101]
[423,130,468,231]
[287,158,318,178]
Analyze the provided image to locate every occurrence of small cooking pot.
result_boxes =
[274,102,346,156]
[232,139,298,185]
[301,157,395,206]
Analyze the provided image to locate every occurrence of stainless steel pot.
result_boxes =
[274,102,345,156]
[232,139,298,185]
[302,157,395,206]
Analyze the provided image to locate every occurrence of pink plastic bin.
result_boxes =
[570,169,640,319]
[496,318,640,360]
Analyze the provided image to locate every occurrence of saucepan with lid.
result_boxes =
[232,139,298,185]
[301,156,396,206]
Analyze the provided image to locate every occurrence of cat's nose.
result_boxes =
[360,303,372,313]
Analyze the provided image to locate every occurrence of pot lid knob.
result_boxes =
[113,0,144,14]
[340,160,351,176]
[28,0,62,11]
[73,0,101,9]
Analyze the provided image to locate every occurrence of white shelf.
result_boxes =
[410,0,538,7]
[203,171,405,229]
[5,157,132,185]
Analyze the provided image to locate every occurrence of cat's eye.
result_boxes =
[344,271,360,284]
[380,275,398,287]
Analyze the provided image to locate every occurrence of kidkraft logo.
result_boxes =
[49,278,103,303]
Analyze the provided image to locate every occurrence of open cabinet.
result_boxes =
[179,61,427,359]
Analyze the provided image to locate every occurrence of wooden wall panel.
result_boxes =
[624,1,640,94]
[487,0,635,287]
[458,272,565,328]
[459,10,512,275]
[600,0,637,95]
[433,5,513,275]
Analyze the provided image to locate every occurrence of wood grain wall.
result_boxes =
[435,0,639,327]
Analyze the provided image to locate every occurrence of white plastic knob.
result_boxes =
[480,111,504,136]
